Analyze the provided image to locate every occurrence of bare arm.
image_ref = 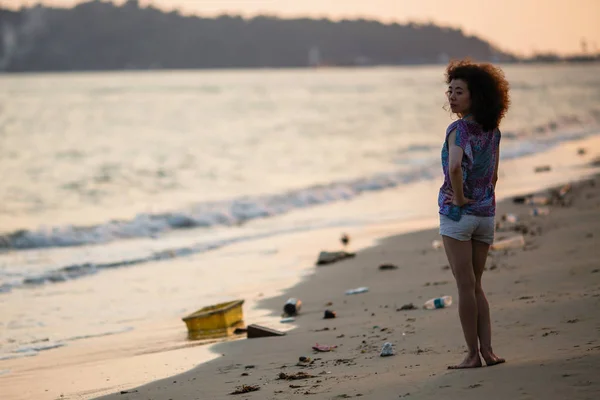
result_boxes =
[493,145,500,190]
[447,129,466,204]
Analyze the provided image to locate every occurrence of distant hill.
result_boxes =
[0,0,517,72]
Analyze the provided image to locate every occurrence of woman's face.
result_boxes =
[447,79,471,116]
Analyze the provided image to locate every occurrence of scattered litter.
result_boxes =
[312,343,337,352]
[379,263,398,270]
[513,195,550,205]
[345,287,369,295]
[530,207,550,216]
[283,298,302,316]
[534,165,551,173]
[577,148,587,155]
[280,317,296,323]
[247,324,286,338]
[324,310,337,319]
[278,372,316,380]
[491,235,526,251]
[501,213,518,224]
[182,299,244,340]
[526,196,551,206]
[558,184,572,197]
[316,251,356,266]
[230,384,260,395]
[380,342,395,357]
[423,296,452,310]
[542,330,559,337]
[340,233,350,247]
[397,303,417,311]
[431,240,443,249]
[299,356,311,363]
[120,390,139,394]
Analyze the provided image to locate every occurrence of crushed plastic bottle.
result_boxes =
[423,295,452,310]
[380,342,394,357]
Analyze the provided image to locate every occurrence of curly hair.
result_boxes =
[445,59,510,132]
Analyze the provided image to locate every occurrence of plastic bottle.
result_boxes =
[345,287,369,295]
[491,235,526,251]
[283,298,302,316]
[526,196,550,206]
[530,207,550,216]
[423,295,452,310]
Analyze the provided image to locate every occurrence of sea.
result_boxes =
[1,63,599,397]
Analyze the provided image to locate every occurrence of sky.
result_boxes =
[3,0,600,56]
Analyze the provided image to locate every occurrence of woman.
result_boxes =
[438,59,510,369]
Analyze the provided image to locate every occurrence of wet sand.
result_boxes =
[91,173,600,399]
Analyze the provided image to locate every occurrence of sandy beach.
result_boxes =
[0,136,598,400]
[82,170,600,399]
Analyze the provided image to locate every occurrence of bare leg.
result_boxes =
[442,235,482,369]
[472,240,505,366]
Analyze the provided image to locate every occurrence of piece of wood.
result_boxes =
[247,324,286,338]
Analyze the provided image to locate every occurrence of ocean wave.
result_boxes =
[0,118,598,253]
[0,328,135,361]
[1,225,329,292]
[0,170,438,251]
[63,326,135,342]
[14,342,66,353]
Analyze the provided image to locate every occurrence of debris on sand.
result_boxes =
[278,372,316,380]
[230,384,260,395]
[397,303,417,311]
[312,343,337,352]
[345,287,369,295]
[247,324,286,338]
[316,251,356,266]
[491,235,525,251]
[380,342,394,357]
[534,165,551,173]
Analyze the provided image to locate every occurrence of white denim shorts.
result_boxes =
[439,214,495,245]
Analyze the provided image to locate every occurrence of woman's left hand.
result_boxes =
[451,196,473,207]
